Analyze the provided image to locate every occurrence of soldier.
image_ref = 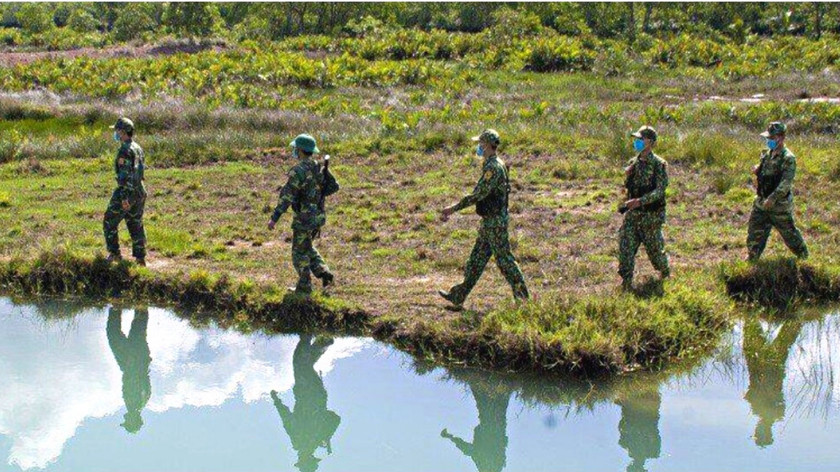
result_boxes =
[267,134,339,295]
[104,117,147,266]
[107,307,151,434]
[746,122,809,261]
[618,126,671,291]
[438,129,529,309]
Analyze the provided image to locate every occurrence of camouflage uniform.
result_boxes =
[619,127,670,287]
[104,118,147,260]
[272,135,339,294]
[443,130,529,306]
[747,122,808,260]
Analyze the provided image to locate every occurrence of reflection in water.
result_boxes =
[743,317,803,447]
[271,335,341,472]
[106,307,152,434]
[615,388,661,472]
[441,377,511,472]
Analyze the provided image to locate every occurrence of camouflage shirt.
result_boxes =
[114,140,145,201]
[756,146,796,209]
[452,155,509,226]
[625,152,668,212]
[272,158,340,231]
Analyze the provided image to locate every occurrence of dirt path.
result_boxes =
[0,42,228,67]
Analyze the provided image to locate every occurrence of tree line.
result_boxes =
[1,2,839,44]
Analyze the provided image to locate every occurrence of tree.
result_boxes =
[15,3,54,34]
[112,3,158,41]
[164,3,222,38]
[67,8,101,33]
[626,2,636,43]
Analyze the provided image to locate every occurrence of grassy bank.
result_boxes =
[0,248,729,375]
[722,258,840,309]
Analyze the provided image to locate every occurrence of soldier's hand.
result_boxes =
[625,199,642,210]
[440,428,451,438]
[752,165,760,175]
[121,200,130,211]
[625,165,634,177]
[268,219,276,231]
[440,206,454,222]
[762,199,773,210]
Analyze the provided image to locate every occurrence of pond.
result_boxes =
[0,297,838,472]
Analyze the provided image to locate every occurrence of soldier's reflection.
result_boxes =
[441,379,511,472]
[743,317,802,447]
[615,387,661,472]
[271,335,341,472]
[106,307,151,434]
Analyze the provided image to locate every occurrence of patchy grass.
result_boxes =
[380,278,729,375]
[721,258,840,309]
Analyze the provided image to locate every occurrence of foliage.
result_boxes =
[15,3,54,34]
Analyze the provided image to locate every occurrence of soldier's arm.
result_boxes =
[115,147,134,201]
[451,167,501,212]
[639,161,669,206]
[271,169,302,223]
[765,154,796,206]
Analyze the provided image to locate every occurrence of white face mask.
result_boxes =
[113,131,121,142]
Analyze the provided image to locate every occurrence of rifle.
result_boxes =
[313,155,331,239]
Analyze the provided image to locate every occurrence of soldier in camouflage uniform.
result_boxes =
[746,122,809,261]
[618,126,671,290]
[438,129,529,309]
[268,134,339,295]
[104,117,147,266]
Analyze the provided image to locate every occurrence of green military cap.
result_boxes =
[110,117,135,133]
[472,129,501,146]
[760,121,786,137]
[631,125,657,141]
[289,134,320,154]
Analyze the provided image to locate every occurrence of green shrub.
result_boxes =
[15,3,54,34]
[67,9,100,33]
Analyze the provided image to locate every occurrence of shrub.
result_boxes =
[67,8,100,33]
[112,4,158,42]
[722,259,840,308]
[15,3,54,34]
[525,35,595,72]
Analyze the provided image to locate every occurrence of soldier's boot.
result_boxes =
[106,253,122,263]
[135,258,146,267]
[437,289,464,310]
[620,278,633,292]
[659,267,671,280]
[318,271,334,288]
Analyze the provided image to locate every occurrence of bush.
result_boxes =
[67,8,100,33]
[112,4,158,42]
[15,3,54,34]
[722,259,840,308]
[525,35,595,72]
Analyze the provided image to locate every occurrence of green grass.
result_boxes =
[721,258,840,309]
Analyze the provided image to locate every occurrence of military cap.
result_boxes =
[471,129,501,146]
[110,117,135,133]
[631,125,657,142]
[760,122,786,137]
[289,134,320,154]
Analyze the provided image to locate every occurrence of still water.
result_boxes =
[0,297,838,472]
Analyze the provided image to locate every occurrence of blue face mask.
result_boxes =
[476,144,484,157]
[766,139,778,150]
[633,138,646,153]
[292,148,299,158]
[113,131,121,142]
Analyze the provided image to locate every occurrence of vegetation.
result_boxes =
[722,258,840,309]
[1,2,839,375]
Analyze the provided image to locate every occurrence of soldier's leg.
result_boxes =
[771,209,809,259]
[488,225,529,300]
[448,226,493,304]
[618,217,642,287]
[307,229,332,279]
[103,191,124,257]
[125,196,147,261]
[641,218,670,278]
[291,229,314,293]
[746,207,772,261]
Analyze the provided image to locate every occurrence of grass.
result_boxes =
[1,39,839,376]
[721,258,840,309]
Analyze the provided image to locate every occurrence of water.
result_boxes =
[0,298,838,472]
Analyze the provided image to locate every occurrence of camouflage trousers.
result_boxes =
[618,210,670,284]
[291,227,330,293]
[447,222,529,304]
[747,204,808,260]
[104,190,146,260]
